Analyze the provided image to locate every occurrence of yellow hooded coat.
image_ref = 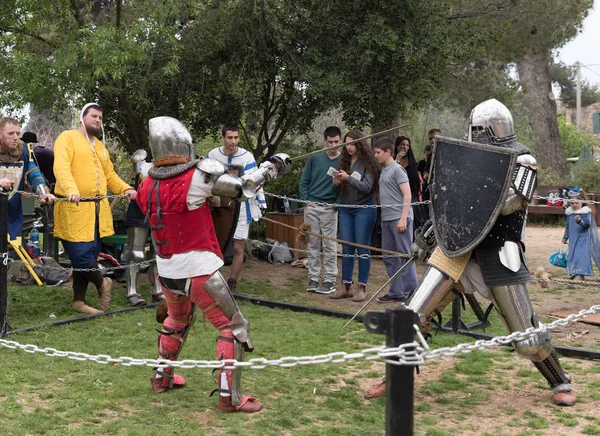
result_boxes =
[53,130,132,242]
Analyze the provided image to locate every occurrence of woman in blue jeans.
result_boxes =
[331,130,379,302]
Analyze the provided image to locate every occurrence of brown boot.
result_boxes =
[72,300,102,315]
[98,277,113,311]
[218,395,263,413]
[553,390,576,406]
[330,282,353,299]
[352,283,367,302]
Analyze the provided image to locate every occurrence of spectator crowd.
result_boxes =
[299,126,443,304]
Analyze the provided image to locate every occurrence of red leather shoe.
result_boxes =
[150,374,186,393]
[218,395,263,413]
[364,380,386,399]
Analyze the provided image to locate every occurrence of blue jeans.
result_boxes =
[339,204,378,284]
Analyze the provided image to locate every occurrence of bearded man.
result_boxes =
[53,103,136,315]
[0,118,54,240]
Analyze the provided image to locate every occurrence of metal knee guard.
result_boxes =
[203,271,253,351]
[490,284,571,389]
[406,266,457,334]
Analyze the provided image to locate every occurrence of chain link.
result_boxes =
[264,192,431,208]
[0,190,126,202]
[0,253,154,272]
[1,303,598,368]
[420,303,600,360]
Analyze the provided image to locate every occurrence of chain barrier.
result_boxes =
[0,190,126,202]
[264,192,430,208]
[420,303,600,361]
[264,192,600,209]
[0,252,154,272]
[1,302,598,368]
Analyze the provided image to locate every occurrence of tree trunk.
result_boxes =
[517,51,566,177]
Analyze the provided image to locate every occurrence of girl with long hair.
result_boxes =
[395,136,426,230]
[331,130,380,302]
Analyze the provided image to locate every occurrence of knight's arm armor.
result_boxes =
[501,154,538,216]
[210,153,292,201]
[132,149,154,183]
[410,220,436,262]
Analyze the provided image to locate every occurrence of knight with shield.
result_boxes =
[366,99,575,407]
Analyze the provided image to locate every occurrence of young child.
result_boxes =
[372,136,417,303]
[562,187,600,280]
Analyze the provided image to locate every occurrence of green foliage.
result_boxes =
[572,162,600,193]
[558,115,598,158]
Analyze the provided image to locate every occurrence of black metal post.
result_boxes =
[364,307,419,436]
[0,193,9,338]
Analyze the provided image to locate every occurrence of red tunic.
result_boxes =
[137,168,222,259]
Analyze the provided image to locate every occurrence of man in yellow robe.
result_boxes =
[54,103,136,314]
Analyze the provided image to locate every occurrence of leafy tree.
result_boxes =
[558,115,597,158]
[551,62,600,108]
[448,0,594,177]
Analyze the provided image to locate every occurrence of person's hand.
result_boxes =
[575,215,581,223]
[423,171,429,181]
[0,178,14,190]
[41,193,55,204]
[562,238,567,244]
[124,189,137,201]
[69,194,81,205]
[397,217,407,233]
[332,175,341,186]
[335,170,349,182]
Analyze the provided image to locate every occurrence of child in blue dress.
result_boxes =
[562,188,600,280]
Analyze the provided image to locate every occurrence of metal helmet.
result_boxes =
[467,99,516,144]
[148,116,194,166]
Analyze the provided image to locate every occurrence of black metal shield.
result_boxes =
[430,136,518,258]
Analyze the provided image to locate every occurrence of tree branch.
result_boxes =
[69,0,86,27]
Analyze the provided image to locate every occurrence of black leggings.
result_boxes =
[72,261,104,302]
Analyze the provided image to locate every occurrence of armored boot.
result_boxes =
[213,331,262,413]
[148,263,165,303]
[122,227,150,306]
[150,324,188,393]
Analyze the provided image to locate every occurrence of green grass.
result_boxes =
[2,276,599,435]
[2,289,389,435]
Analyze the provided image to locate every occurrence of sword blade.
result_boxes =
[291,125,409,162]
[343,254,417,328]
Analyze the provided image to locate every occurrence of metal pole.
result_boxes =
[0,192,9,338]
[576,61,581,131]
[385,307,417,436]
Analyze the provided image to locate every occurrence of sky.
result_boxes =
[557,1,600,85]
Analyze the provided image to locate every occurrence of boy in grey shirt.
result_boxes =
[372,137,418,302]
